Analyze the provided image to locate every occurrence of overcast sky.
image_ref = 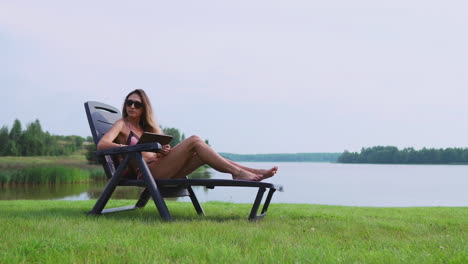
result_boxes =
[1,1,467,154]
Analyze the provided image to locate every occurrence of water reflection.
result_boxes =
[87,184,143,200]
[187,167,213,193]
[0,183,90,200]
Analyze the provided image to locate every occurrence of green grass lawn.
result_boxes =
[0,201,466,263]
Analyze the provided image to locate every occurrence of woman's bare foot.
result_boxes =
[232,168,262,181]
[241,166,278,179]
[259,166,278,179]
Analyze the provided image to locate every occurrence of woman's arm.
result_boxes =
[97,119,126,150]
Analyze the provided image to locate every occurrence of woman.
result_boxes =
[97,89,278,181]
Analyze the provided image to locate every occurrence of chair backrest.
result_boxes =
[84,101,121,144]
[84,101,121,178]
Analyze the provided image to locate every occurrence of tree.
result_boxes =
[85,143,99,164]
[43,132,55,155]
[337,146,468,164]
[0,126,9,155]
[22,120,46,155]
[162,127,182,147]
[72,136,85,148]
[442,148,457,164]
[5,141,19,156]
[9,119,22,141]
[8,119,22,155]
[1,119,87,156]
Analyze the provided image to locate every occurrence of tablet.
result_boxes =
[137,132,173,146]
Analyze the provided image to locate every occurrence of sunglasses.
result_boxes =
[125,99,143,109]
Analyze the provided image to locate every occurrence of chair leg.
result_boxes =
[87,155,131,215]
[187,186,205,216]
[135,188,151,208]
[136,153,173,221]
[261,188,276,215]
[248,188,277,221]
[249,187,266,221]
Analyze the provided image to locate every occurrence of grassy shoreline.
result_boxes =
[0,200,466,263]
[0,156,208,184]
[0,156,105,184]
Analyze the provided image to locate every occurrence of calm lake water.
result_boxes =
[1,162,467,207]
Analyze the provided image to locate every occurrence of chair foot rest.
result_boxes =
[87,205,141,215]
[102,205,140,214]
[249,213,266,221]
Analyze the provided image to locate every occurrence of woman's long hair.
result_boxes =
[122,89,162,134]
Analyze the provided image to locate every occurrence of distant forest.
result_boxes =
[0,119,87,156]
[220,153,341,162]
[338,146,468,164]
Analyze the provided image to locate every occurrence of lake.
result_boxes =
[1,162,467,207]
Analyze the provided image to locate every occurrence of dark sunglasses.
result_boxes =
[125,99,143,109]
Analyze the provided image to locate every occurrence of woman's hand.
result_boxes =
[160,144,171,156]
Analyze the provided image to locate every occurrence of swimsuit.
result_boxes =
[122,131,143,179]
[126,130,139,146]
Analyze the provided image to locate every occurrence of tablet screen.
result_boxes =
[137,132,173,145]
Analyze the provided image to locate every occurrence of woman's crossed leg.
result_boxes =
[148,136,277,181]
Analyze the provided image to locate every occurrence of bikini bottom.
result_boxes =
[122,160,157,180]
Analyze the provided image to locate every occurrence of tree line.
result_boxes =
[0,119,86,156]
[337,146,468,164]
[220,153,341,162]
[0,118,195,160]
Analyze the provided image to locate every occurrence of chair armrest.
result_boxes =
[95,142,162,156]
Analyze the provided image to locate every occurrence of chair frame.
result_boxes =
[84,101,283,221]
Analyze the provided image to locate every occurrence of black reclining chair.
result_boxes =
[84,101,283,221]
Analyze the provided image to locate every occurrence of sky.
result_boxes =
[1,0,467,154]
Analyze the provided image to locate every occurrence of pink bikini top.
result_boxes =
[126,131,139,146]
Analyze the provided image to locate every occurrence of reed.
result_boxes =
[0,166,91,184]
[85,167,107,180]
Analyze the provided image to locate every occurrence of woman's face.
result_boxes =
[125,93,144,118]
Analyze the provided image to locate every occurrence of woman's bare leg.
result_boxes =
[170,153,205,179]
[167,153,278,180]
[168,154,278,180]
[148,136,261,180]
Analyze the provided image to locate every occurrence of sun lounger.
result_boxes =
[84,101,283,221]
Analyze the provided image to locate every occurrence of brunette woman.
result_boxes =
[97,89,278,181]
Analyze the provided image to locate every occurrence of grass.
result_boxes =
[0,201,466,263]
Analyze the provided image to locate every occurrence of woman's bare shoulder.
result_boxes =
[110,119,127,132]
[114,118,125,126]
